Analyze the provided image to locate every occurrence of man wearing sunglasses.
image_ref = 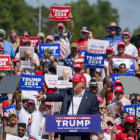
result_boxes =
[104,22,122,47]
[22,98,29,111]
[17,123,28,139]
[23,31,31,37]
[109,41,134,75]
[111,112,129,140]
[115,115,136,140]
[0,29,15,59]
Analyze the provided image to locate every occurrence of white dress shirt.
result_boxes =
[68,90,85,115]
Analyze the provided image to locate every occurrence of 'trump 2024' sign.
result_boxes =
[46,115,101,133]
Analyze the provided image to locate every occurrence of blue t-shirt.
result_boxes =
[3,40,15,59]
[104,34,122,47]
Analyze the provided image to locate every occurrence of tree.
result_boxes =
[132,27,140,36]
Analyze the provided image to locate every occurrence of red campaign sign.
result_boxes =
[20,37,40,50]
[0,55,11,71]
[50,5,71,21]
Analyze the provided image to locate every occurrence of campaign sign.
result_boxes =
[19,75,43,91]
[39,43,60,58]
[80,50,88,56]
[6,134,23,140]
[20,37,40,49]
[113,58,135,73]
[46,115,101,133]
[124,104,140,116]
[87,39,109,54]
[112,73,134,89]
[0,95,8,102]
[50,5,71,21]
[45,74,57,88]
[0,55,11,70]
[84,53,104,68]
[4,105,16,113]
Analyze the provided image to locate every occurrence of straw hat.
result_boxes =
[105,22,121,33]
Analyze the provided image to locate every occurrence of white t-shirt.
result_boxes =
[112,43,138,57]
[96,59,109,80]
[16,108,44,138]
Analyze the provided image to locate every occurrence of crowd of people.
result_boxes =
[0,12,140,140]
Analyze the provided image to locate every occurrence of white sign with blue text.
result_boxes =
[84,53,104,68]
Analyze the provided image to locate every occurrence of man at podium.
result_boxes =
[35,73,100,140]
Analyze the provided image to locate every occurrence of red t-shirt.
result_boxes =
[115,130,137,140]
[45,83,55,94]
[75,38,88,52]
[116,124,125,134]
[109,54,134,66]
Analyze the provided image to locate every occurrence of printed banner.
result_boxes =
[87,39,109,54]
[50,5,71,21]
[84,53,104,68]
[112,73,134,89]
[0,55,11,70]
[113,58,135,73]
[20,37,40,49]
[57,65,72,89]
[0,95,8,102]
[80,50,88,56]
[39,43,60,58]
[4,105,16,113]
[124,104,140,115]
[6,134,23,140]
[45,74,57,88]
[19,75,43,91]
[46,115,101,132]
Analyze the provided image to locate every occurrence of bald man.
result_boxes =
[58,69,71,81]
[20,50,32,61]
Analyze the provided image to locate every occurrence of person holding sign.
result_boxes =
[109,41,134,75]
[47,13,74,61]
[35,73,100,140]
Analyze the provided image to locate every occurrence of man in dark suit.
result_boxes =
[58,69,71,81]
[20,50,33,61]
[35,73,100,140]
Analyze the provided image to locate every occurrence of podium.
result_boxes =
[46,115,101,140]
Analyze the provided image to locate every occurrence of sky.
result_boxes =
[25,0,140,34]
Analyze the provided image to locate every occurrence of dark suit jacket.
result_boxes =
[20,57,33,61]
[44,88,100,115]
[58,76,71,81]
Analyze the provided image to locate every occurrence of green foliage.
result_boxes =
[132,27,140,36]
[0,0,119,41]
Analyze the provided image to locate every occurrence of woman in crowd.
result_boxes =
[7,29,20,52]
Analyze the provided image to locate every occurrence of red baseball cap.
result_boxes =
[106,46,113,52]
[74,62,81,69]
[126,136,134,140]
[117,41,125,47]
[28,138,36,140]
[13,58,20,63]
[125,115,135,123]
[45,102,51,106]
[36,70,43,75]
[138,47,140,55]
[115,79,122,85]
[122,31,130,37]
[114,86,123,93]
[57,23,65,28]
[70,73,86,84]
[27,99,35,105]
[74,56,85,63]
[0,47,4,51]
[107,121,116,126]
[136,125,140,130]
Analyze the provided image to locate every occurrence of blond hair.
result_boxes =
[7,29,20,46]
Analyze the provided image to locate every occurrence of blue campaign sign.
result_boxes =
[80,50,88,56]
[0,95,8,102]
[84,53,104,68]
[4,105,16,113]
[19,75,43,91]
[124,104,140,116]
[112,73,134,89]
[39,43,60,58]
[46,115,101,133]
[113,58,135,74]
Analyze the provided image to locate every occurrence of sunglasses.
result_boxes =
[23,35,29,37]
[99,107,104,110]
[123,35,129,38]
[1,117,8,121]
[137,118,140,121]
[9,115,16,118]
[27,104,35,107]
[18,128,25,132]
[23,43,30,46]
[11,35,16,38]
[108,123,114,126]
[121,117,126,120]
[109,27,116,30]
[81,31,87,34]
[23,100,28,104]
[45,106,51,109]
[137,100,140,103]
[118,46,125,49]
[0,34,4,36]
[126,122,133,126]
[74,70,81,73]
